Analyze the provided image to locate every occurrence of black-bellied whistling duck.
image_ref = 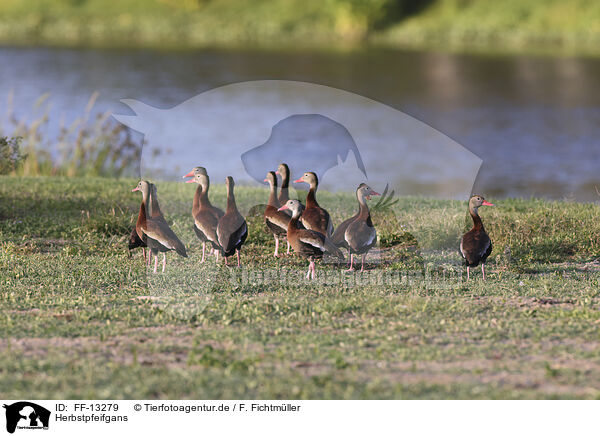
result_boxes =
[183,167,224,263]
[128,201,148,263]
[132,180,188,273]
[128,227,146,259]
[294,171,333,237]
[132,181,163,269]
[133,194,151,266]
[278,200,342,279]
[263,171,291,257]
[145,183,177,270]
[460,195,494,280]
[217,176,248,266]
[332,183,380,271]
[276,163,291,206]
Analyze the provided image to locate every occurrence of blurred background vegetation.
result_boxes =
[0,93,141,177]
[0,0,599,54]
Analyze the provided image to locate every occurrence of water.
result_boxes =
[1,46,599,200]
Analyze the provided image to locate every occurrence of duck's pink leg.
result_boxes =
[274,236,280,257]
[360,254,366,272]
[153,254,158,274]
[162,253,166,273]
[286,240,291,255]
[310,261,316,280]
[345,254,355,272]
[466,266,470,281]
[481,263,486,280]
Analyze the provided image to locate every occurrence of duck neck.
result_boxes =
[141,188,154,218]
[268,181,279,208]
[358,193,375,227]
[469,206,484,230]
[226,185,238,214]
[137,201,146,226]
[149,187,162,218]
[198,177,212,208]
[281,170,289,190]
[279,186,289,202]
[357,194,371,220]
[306,183,319,208]
[192,185,203,214]
[288,210,301,234]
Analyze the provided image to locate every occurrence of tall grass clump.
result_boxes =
[1,91,142,177]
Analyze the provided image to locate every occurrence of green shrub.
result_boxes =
[0,136,26,175]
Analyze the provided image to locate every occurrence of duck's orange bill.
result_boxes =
[185,179,195,183]
[182,170,194,178]
[277,205,289,211]
[263,178,268,182]
[132,186,140,192]
[482,200,495,206]
[294,178,304,183]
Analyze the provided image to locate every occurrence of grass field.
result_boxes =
[1,176,600,399]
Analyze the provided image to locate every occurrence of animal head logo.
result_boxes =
[241,113,367,188]
[3,402,50,434]
[113,80,481,203]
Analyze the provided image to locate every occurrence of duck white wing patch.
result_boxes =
[299,217,310,230]
[195,220,216,242]
[298,235,325,250]
[143,229,176,250]
[267,214,289,230]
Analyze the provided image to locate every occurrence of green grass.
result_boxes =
[1,176,600,399]
[1,0,600,54]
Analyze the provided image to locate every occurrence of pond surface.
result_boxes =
[1,46,599,200]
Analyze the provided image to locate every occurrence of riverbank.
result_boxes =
[1,0,599,56]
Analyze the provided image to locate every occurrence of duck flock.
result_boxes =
[129,163,495,280]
